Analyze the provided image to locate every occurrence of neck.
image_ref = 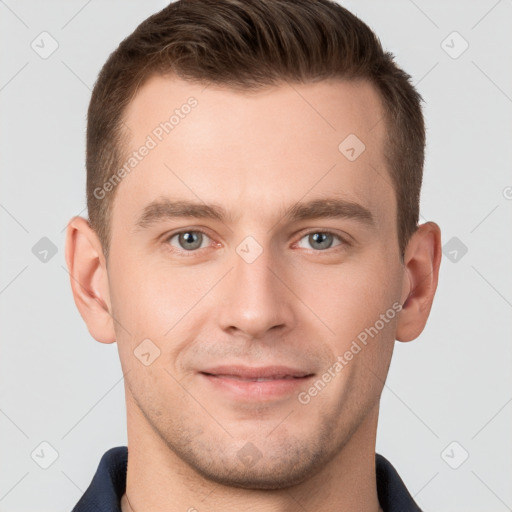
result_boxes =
[121,401,383,512]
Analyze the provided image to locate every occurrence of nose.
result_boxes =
[216,241,295,340]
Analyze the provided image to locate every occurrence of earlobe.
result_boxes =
[65,216,116,344]
[396,222,442,342]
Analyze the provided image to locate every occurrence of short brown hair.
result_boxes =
[87,0,425,259]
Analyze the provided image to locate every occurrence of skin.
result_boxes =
[66,75,441,512]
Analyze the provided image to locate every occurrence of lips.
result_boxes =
[200,365,313,380]
[199,365,314,401]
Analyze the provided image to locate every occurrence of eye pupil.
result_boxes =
[309,232,333,250]
[179,231,202,250]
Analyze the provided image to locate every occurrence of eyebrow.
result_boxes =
[134,197,375,230]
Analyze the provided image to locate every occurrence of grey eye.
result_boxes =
[169,231,207,251]
[297,232,342,250]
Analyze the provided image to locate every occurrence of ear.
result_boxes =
[65,216,116,344]
[396,222,442,342]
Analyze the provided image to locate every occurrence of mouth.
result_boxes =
[205,375,306,381]
[199,365,315,401]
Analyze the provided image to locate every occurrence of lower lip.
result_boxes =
[200,373,313,401]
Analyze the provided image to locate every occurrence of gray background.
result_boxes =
[1,1,511,511]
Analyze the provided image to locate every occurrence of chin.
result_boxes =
[194,462,318,490]
[177,439,332,490]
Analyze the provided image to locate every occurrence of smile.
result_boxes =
[199,366,315,401]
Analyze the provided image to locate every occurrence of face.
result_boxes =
[106,76,406,488]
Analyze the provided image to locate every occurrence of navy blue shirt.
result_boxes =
[72,446,422,511]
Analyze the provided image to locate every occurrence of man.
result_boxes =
[66,0,441,510]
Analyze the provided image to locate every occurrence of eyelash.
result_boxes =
[164,229,350,256]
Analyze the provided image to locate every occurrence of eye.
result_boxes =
[167,230,211,251]
[296,231,345,251]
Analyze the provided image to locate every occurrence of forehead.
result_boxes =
[113,75,395,232]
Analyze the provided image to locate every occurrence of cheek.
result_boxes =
[334,259,401,382]
[293,254,401,343]
[108,256,218,376]
[109,255,205,332]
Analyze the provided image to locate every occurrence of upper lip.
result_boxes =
[200,365,314,379]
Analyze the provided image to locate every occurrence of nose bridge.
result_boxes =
[217,238,293,339]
